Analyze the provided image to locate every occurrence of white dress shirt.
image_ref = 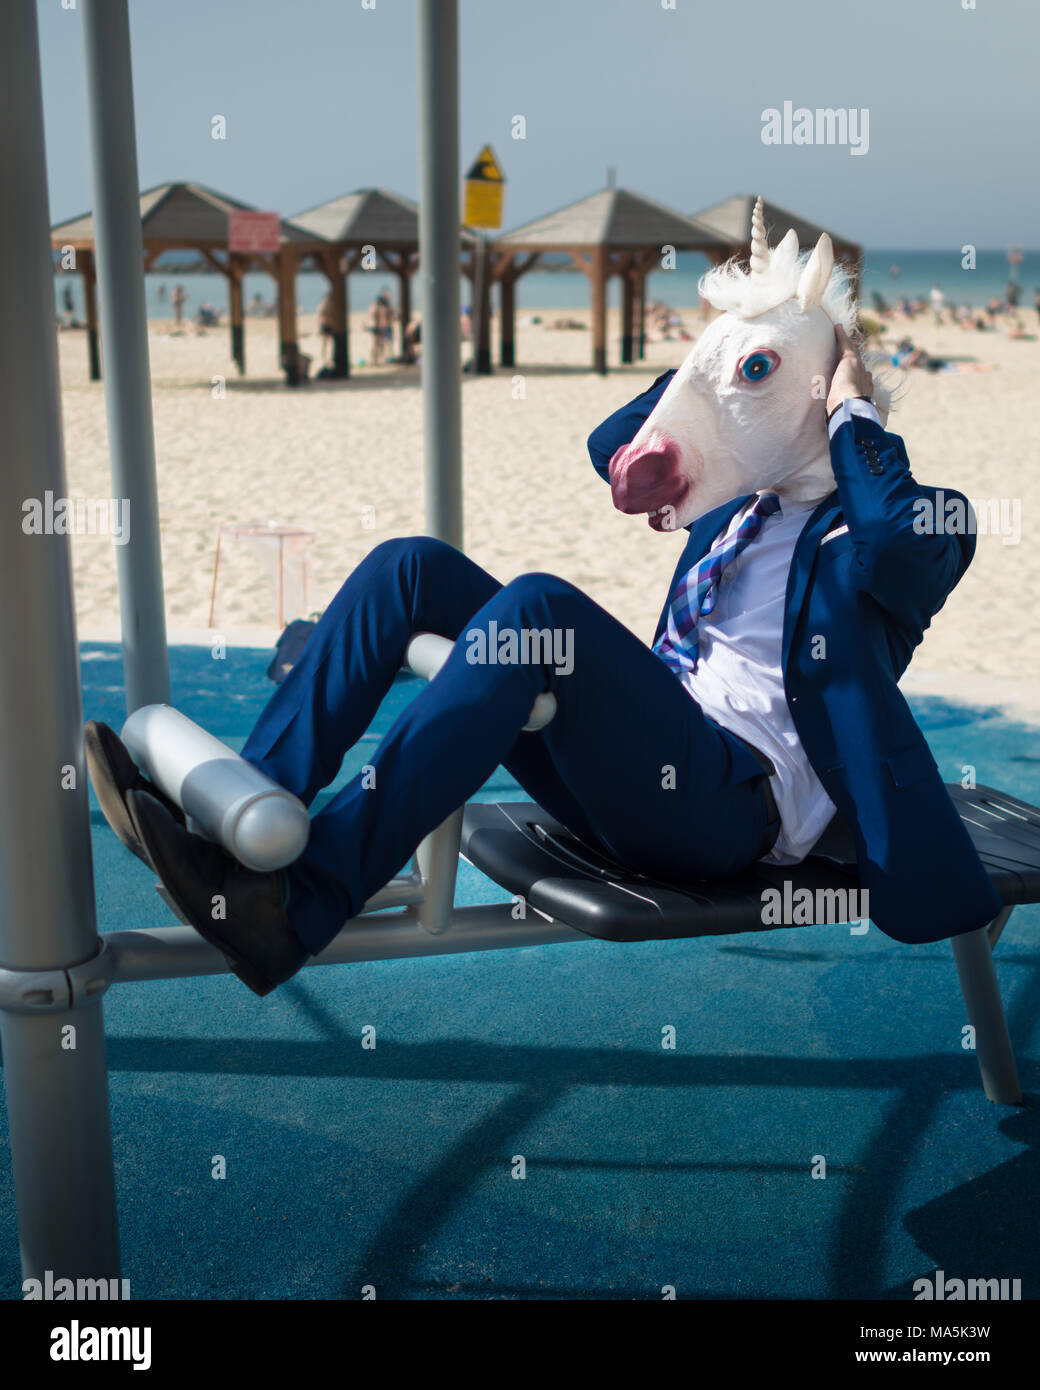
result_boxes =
[679,398,880,863]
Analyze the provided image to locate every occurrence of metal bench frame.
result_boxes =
[74,632,1023,1118]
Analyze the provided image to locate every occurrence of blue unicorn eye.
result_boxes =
[738,349,780,382]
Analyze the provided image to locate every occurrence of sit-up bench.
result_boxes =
[110,633,1040,1108]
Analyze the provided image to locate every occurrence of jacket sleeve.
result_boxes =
[829,413,976,629]
[586,369,676,483]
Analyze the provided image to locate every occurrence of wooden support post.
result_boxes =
[332,251,349,378]
[82,250,101,381]
[636,271,647,359]
[474,235,492,375]
[500,267,515,368]
[621,268,635,364]
[316,246,349,379]
[636,271,645,358]
[590,245,607,375]
[276,247,301,386]
[397,260,412,363]
[228,253,245,375]
[497,252,537,369]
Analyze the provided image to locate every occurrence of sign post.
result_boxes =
[227,212,281,375]
[463,145,505,376]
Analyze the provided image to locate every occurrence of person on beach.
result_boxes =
[367,291,395,365]
[891,336,997,373]
[648,303,689,342]
[171,283,187,327]
[87,314,999,996]
[1004,315,1034,341]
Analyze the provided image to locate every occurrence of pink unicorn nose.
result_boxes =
[608,437,684,514]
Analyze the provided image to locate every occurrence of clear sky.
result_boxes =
[37,0,1039,249]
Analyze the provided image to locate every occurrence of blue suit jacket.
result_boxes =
[588,370,1002,945]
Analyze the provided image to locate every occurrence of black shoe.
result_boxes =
[85,720,186,868]
[126,790,309,997]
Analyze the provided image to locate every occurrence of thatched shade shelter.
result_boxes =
[490,187,739,374]
[292,189,421,366]
[292,188,477,366]
[51,181,332,385]
[690,194,863,292]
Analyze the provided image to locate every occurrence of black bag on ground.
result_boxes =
[266,616,320,684]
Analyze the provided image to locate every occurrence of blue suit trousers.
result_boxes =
[240,537,774,952]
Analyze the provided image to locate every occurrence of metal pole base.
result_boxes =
[1,1006,120,1281]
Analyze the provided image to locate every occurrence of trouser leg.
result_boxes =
[241,535,597,838]
[241,536,500,801]
[283,568,770,952]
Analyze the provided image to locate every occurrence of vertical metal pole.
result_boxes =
[0,0,121,1283]
[81,0,170,713]
[417,0,463,550]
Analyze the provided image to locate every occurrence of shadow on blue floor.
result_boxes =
[1,641,1038,1300]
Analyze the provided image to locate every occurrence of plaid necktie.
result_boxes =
[653,491,782,675]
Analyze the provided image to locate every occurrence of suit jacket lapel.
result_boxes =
[782,492,843,671]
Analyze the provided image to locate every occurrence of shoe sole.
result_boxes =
[127,791,278,998]
[85,721,153,867]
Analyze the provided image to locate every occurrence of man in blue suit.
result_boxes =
[87,328,1000,995]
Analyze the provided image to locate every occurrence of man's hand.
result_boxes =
[826,324,874,414]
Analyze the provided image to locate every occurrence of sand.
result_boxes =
[55,305,1040,723]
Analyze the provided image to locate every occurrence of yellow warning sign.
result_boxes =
[463,144,505,229]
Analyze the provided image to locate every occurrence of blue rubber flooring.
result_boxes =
[2,641,1039,1300]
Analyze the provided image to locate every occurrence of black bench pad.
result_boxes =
[460,784,1040,943]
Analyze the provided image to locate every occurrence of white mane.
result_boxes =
[700,250,856,332]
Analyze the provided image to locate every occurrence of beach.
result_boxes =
[57,307,1040,723]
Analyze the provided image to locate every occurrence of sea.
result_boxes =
[53,248,1037,323]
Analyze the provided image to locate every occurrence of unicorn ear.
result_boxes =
[797,233,834,312]
[770,228,799,279]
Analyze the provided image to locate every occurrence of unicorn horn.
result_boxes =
[749,195,769,276]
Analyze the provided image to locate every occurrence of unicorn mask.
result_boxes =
[609,197,889,532]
